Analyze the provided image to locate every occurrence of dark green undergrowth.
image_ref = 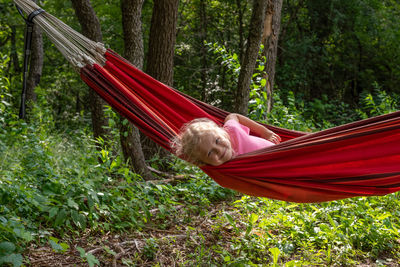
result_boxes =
[1,51,400,266]
[0,110,234,266]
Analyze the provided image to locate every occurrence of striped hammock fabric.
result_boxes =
[15,0,400,203]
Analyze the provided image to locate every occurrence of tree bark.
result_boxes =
[143,0,179,160]
[120,0,153,180]
[235,0,267,115]
[146,0,178,85]
[26,6,44,104]
[261,0,283,114]
[70,0,109,140]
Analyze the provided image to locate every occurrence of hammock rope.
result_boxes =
[14,0,400,203]
[14,0,106,70]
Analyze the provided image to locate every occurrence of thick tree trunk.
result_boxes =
[121,0,144,69]
[70,0,109,140]
[120,0,153,180]
[143,0,179,160]
[146,0,178,86]
[262,0,283,114]
[235,0,267,115]
[26,9,43,104]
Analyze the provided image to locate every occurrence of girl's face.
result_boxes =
[196,129,234,166]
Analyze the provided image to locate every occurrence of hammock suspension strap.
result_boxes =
[16,4,44,119]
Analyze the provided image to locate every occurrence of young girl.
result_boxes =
[171,113,281,166]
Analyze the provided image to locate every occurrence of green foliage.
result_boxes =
[205,42,241,111]
[143,238,159,261]
[0,108,233,265]
[193,194,400,266]
[0,55,13,118]
[175,0,251,104]
[0,242,23,267]
[357,83,399,118]
[0,47,233,265]
[278,0,400,101]
[77,246,100,267]
[264,195,397,264]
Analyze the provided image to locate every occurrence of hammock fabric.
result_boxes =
[16,0,400,203]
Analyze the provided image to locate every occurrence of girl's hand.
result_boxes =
[262,129,281,144]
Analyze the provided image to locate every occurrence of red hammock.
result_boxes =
[80,49,400,203]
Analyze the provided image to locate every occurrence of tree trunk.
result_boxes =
[261,0,283,114]
[121,0,144,69]
[235,0,267,115]
[143,0,179,160]
[26,4,43,104]
[146,0,178,86]
[70,0,109,140]
[120,0,153,180]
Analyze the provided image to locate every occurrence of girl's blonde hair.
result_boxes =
[170,118,228,165]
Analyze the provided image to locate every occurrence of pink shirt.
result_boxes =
[224,119,274,155]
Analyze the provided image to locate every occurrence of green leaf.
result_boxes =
[103,246,116,256]
[48,207,59,219]
[285,204,299,209]
[76,246,86,257]
[13,227,33,242]
[377,213,391,220]
[269,247,280,265]
[71,211,87,229]
[0,242,15,254]
[54,209,68,227]
[326,214,337,229]
[76,247,99,267]
[49,239,63,253]
[110,160,117,171]
[67,199,79,210]
[0,253,23,267]
[49,238,69,253]
[245,224,253,237]
[224,213,234,225]
[249,213,259,225]
[232,53,238,61]
[85,252,100,267]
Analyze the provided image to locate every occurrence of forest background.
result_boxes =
[0,0,400,266]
